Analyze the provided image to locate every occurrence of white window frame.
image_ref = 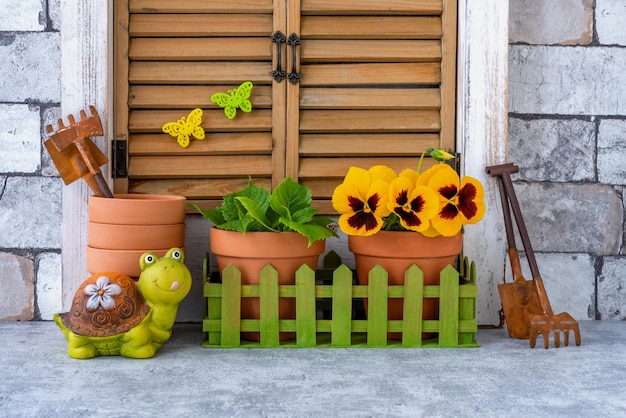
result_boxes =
[60,0,508,325]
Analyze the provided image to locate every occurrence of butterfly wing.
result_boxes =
[187,108,205,140]
[235,82,253,113]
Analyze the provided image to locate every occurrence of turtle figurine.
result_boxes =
[54,247,192,359]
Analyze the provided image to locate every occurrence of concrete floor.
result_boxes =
[0,321,625,417]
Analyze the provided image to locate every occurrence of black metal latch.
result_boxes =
[111,139,127,178]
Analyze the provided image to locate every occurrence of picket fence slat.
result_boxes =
[203,253,479,348]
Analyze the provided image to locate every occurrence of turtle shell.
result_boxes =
[58,272,150,337]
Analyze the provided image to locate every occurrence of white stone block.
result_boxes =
[510,45,626,116]
[0,252,34,320]
[508,117,595,182]
[598,119,626,185]
[510,0,593,45]
[597,0,626,46]
[0,104,41,173]
[598,257,626,319]
[514,183,622,255]
[0,32,60,103]
[511,253,595,320]
[0,177,62,249]
[0,0,45,31]
[36,252,62,320]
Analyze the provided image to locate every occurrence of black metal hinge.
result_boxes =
[111,139,128,179]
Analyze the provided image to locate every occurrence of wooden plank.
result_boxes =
[128,155,273,178]
[259,266,280,347]
[367,265,388,346]
[301,16,442,39]
[129,61,272,84]
[301,0,443,15]
[130,14,273,37]
[129,38,271,61]
[128,132,272,156]
[299,88,441,110]
[129,0,273,13]
[402,266,424,347]
[331,265,353,347]
[128,177,271,199]
[301,63,440,86]
[302,40,441,63]
[299,157,437,180]
[129,85,272,109]
[458,258,477,345]
[128,109,272,132]
[205,283,222,345]
[438,265,459,347]
[271,0,288,183]
[439,0,458,152]
[113,0,130,193]
[299,110,440,133]
[221,265,241,347]
[299,134,440,156]
[296,266,317,346]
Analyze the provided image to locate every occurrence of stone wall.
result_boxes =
[1,1,624,321]
[0,0,61,320]
[509,0,625,319]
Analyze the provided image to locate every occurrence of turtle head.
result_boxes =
[138,248,192,306]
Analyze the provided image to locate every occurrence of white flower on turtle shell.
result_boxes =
[84,276,122,310]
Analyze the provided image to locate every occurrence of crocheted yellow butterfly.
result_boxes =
[162,108,205,148]
[211,81,253,120]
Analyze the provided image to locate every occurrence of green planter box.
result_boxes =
[202,253,479,348]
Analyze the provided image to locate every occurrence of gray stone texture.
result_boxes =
[598,119,626,185]
[0,0,45,32]
[0,104,41,173]
[514,182,623,255]
[0,176,62,249]
[0,32,60,103]
[49,0,61,31]
[596,0,626,46]
[511,253,595,320]
[509,45,626,116]
[598,257,626,319]
[508,117,596,182]
[0,252,34,320]
[509,0,593,45]
[35,252,62,320]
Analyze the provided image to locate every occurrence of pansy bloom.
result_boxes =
[332,166,395,236]
[84,275,122,311]
[421,164,485,236]
[387,169,439,232]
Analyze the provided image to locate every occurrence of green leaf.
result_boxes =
[237,196,278,231]
[188,203,225,225]
[282,219,337,246]
[270,177,311,219]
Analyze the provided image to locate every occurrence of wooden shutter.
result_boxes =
[114,0,457,214]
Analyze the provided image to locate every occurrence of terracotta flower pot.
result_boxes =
[88,194,186,225]
[349,231,463,340]
[86,246,186,278]
[210,227,325,341]
[87,194,186,277]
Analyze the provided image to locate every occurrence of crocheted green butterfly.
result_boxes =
[211,81,253,120]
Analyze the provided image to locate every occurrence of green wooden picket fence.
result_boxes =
[203,254,479,348]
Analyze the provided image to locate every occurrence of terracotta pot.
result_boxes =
[349,231,463,340]
[210,228,325,341]
[88,194,186,225]
[87,194,186,277]
[88,222,185,250]
[86,246,186,278]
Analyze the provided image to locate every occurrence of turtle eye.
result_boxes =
[171,250,182,260]
[144,254,156,265]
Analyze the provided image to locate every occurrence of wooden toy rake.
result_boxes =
[44,106,113,198]
[487,163,581,349]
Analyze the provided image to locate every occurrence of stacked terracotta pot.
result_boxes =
[87,194,186,278]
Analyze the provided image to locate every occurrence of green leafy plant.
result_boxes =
[190,177,337,246]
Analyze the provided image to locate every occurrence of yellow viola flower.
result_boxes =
[332,166,394,236]
[425,164,486,236]
[387,174,439,232]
